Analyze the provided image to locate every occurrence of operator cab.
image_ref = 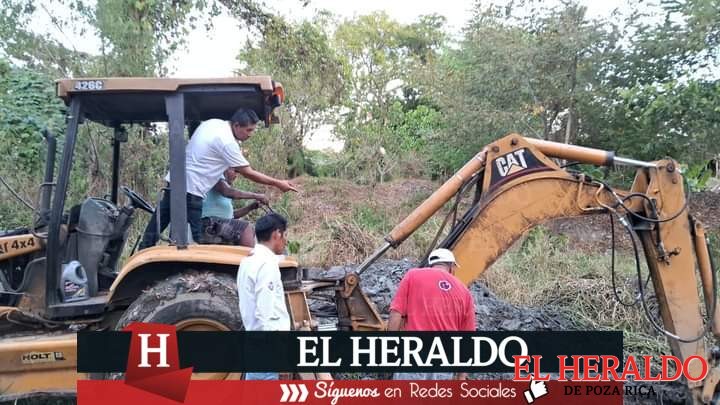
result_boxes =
[60,189,144,300]
[0,77,284,318]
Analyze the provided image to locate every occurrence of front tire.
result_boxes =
[116,270,243,380]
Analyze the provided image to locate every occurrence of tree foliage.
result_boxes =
[0,60,66,227]
[0,0,281,231]
[0,0,719,232]
[424,0,720,174]
[590,0,720,162]
[238,13,348,177]
[333,12,446,183]
[427,2,622,175]
[93,0,221,76]
[0,60,65,173]
[0,0,95,76]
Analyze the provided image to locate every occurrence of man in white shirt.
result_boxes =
[139,108,298,249]
[236,213,291,380]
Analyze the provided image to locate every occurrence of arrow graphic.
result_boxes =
[279,384,309,403]
[289,383,300,402]
[280,384,291,402]
[298,384,308,402]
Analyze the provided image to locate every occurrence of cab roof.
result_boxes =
[56,77,284,125]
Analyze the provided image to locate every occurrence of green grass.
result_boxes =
[351,204,390,234]
[271,192,302,223]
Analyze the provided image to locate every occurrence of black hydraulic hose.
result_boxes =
[609,214,651,308]
[598,179,689,225]
[420,182,467,266]
[609,215,638,307]
[130,235,142,256]
[418,173,480,267]
[0,270,20,295]
[622,192,688,224]
[617,201,716,344]
[0,260,33,295]
[599,178,715,343]
[560,161,581,169]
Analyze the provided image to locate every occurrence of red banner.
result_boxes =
[123,323,193,401]
[78,380,624,405]
[78,323,638,404]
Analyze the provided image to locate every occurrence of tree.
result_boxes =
[0,0,95,76]
[333,12,446,183]
[589,0,720,162]
[0,59,67,227]
[238,14,348,177]
[93,0,221,76]
[428,1,617,174]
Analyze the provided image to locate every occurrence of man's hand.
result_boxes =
[235,166,299,193]
[276,180,299,193]
[247,201,261,211]
[387,310,405,332]
[253,193,270,205]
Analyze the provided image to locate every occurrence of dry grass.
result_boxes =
[484,226,673,361]
[262,175,441,266]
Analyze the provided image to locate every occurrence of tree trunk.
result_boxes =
[543,104,560,141]
[564,53,578,145]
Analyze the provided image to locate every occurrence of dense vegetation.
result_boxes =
[1,0,718,196]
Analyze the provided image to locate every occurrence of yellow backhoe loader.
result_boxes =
[0,77,378,398]
[0,77,717,403]
[351,135,720,403]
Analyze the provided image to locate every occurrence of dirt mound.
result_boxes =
[690,191,720,230]
[547,190,720,254]
[310,259,572,331]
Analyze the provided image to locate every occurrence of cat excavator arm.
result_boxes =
[355,134,719,403]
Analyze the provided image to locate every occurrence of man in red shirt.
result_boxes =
[388,248,476,380]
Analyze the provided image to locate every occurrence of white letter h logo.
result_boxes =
[138,333,170,368]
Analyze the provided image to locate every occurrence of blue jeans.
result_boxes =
[139,188,203,249]
[245,372,279,380]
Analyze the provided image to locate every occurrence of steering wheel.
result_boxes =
[121,186,154,214]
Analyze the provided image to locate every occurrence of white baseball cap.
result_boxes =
[428,248,459,267]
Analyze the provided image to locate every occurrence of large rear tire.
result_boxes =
[116,270,243,380]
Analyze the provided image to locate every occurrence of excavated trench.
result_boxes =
[307,259,691,404]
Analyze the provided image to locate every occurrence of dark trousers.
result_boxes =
[139,189,204,250]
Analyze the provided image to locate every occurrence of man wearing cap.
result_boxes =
[236,213,291,380]
[388,248,476,380]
